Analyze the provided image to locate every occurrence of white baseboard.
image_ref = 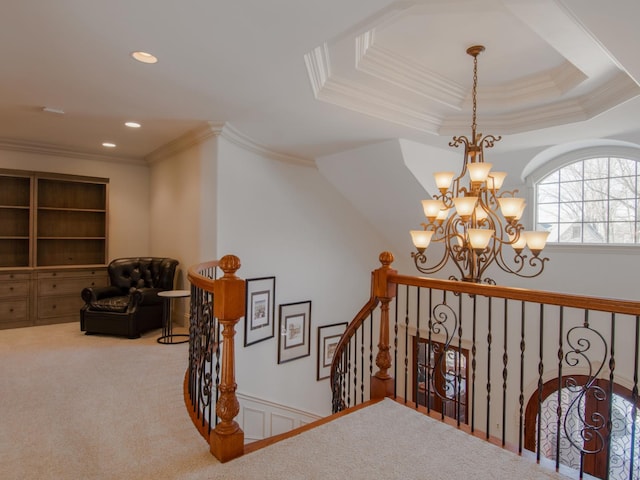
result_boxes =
[236,392,322,443]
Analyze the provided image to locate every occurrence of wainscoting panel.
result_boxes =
[237,392,321,443]
[242,407,266,441]
[270,413,295,436]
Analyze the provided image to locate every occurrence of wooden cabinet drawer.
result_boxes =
[37,295,83,319]
[0,280,29,299]
[0,298,28,321]
[38,276,108,296]
[37,268,106,280]
[0,272,31,282]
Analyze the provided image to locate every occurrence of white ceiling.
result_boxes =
[1,0,639,163]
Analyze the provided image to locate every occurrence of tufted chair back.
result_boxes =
[108,257,179,292]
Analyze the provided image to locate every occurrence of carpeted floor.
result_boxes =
[1,322,576,480]
[0,322,218,479]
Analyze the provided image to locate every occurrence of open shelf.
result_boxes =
[0,238,30,267]
[38,178,106,210]
[36,239,106,267]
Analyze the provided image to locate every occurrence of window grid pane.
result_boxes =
[536,157,640,245]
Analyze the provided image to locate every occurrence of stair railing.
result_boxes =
[185,254,245,463]
[331,251,640,480]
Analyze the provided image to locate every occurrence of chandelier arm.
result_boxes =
[412,242,456,275]
[493,248,550,279]
[480,134,502,148]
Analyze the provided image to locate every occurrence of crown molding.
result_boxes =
[582,72,640,117]
[219,124,315,167]
[476,61,587,108]
[356,32,465,110]
[145,123,224,164]
[440,73,639,135]
[145,122,314,167]
[303,43,331,99]
[0,138,145,165]
[318,77,441,134]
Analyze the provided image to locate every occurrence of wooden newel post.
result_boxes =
[371,251,397,399]
[210,255,245,462]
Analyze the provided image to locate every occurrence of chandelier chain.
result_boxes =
[472,53,478,142]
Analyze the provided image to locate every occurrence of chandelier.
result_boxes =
[410,45,549,284]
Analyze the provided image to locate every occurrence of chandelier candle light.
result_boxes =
[410,45,549,284]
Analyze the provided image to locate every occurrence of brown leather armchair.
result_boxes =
[80,257,179,338]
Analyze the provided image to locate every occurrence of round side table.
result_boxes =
[157,289,190,345]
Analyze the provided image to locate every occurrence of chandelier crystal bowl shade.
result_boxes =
[410,45,549,284]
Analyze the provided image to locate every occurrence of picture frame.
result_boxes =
[278,301,311,364]
[316,322,347,380]
[244,276,276,347]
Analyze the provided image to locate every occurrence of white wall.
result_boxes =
[0,149,150,259]
[149,138,218,291]
[216,137,389,416]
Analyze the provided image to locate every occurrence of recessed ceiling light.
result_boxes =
[125,121,141,128]
[131,51,158,64]
[42,106,65,115]
[102,142,116,148]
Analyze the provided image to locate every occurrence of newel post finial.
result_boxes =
[219,254,241,277]
[371,251,397,399]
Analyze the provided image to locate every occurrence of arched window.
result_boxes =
[534,156,640,244]
[525,376,640,480]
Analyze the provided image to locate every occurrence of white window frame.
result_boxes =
[525,145,640,251]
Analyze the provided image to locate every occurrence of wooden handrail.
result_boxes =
[187,259,220,290]
[330,296,379,409]
[390,273,640,316]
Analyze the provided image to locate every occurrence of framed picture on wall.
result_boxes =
[316,322,347,380]
[244,276,276,347]
[278,301,311,364]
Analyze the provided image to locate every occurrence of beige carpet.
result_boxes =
[209,398,574,480]
[1,322,575,480]
[0,322,218,480]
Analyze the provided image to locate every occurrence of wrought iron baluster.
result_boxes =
[606,313,615,480]
[472,294,477,433]
[427,288,433,415]
[353,331,358,407]
[486,297,492,439]
[404,286,410,403]
[213,313,220,429]
[457,292,463,427]
[564,309,608,479]
[555,306,564,471]
[347,340,352,408]
[537,303,544,463]
[502,298,508,446]
[518,300,525,454]
[360,319,365,404]
[630,315,639,480]
[415,287,421,410]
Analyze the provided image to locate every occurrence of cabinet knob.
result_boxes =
[52,305,56,309]
[91,282,95,286]
[9,308,13,313]
[52,284,57,289]
[9,287,13,291]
